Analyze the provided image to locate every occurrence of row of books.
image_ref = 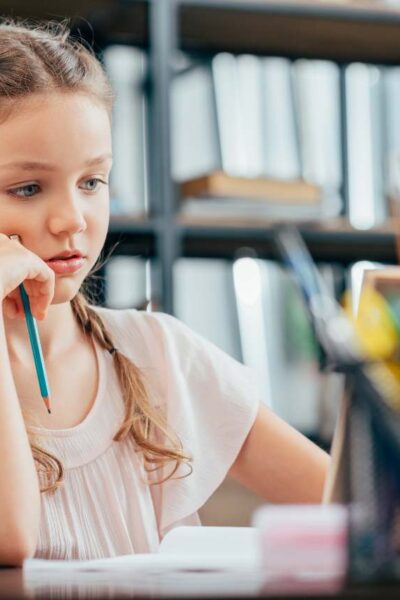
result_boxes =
[173,53,342,222]
[104,254,380,443]
[103,45,400,230]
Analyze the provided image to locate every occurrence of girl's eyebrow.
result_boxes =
[0,153,113,172]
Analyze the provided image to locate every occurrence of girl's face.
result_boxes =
[0,92,112,305]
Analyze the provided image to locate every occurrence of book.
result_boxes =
[103,45,148,216]
[233,258,274,408]
[383,66,400,214]
[180,171,321,204]
[180,171,342,220]
[345,62,386,229]
[174,258,242,361]
[179,197,331,220]
[171,61,220,181]
[105,256,147,310]
[236,54,265,177]
[292,59,343,217]
[261,57,301,180]
[212,52,249,176]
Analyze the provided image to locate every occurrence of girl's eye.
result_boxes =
[81,178,107,192]
[9,183,40,198]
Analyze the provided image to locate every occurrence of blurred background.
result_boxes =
[4,0,400,525]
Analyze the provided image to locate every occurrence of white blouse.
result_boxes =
[29,307,261,560]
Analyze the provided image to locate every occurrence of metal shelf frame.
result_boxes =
[105,217,399,265]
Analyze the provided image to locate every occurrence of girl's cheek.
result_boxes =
[0,207,18,234]
[0,203,44,238]
[92,201,110,231]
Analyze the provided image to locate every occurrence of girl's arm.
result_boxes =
[0,311,41,566]
[228,404,330,503]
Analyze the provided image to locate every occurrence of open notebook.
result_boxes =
[24,526,259,572]
[23,527,263,598]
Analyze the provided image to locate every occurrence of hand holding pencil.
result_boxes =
[0,233,55,413]
[0,234,55,321]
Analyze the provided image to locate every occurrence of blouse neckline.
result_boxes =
[27,336,105,438]
[25,308,128,469]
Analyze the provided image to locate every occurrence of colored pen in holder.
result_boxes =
[9,235,51,414]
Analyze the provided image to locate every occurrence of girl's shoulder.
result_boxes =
[90,305,154,330]
[89,305,244,379]
[90,305,186,341]
[89,305,198,368]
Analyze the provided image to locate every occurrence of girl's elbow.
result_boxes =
[0,547,32,567]
[0,532,37,567]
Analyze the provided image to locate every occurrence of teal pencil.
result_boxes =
[19,283,52,414]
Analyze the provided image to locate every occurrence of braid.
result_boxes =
[72,293,192,475]
[71,292,117,354]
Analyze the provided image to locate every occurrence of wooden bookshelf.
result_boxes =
[5,0,393,64]
[0,0,148,49]
[105,214,400,265]
[0,0,115,18]
[109,214,154,233]
[178,0,400,63]
[66,0,400,65]
[106,215,156,258]
[7,0,400,65]
[178,216,400,264]
[72,0,400,64]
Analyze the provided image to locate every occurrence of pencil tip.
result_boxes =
[43,396,51,414]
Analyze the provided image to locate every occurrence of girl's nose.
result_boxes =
[47,194,87,236]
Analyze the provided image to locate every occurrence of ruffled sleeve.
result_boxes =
[93,306,262,539]
[136,311,262,538]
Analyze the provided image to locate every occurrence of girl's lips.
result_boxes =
[45,256,85,274]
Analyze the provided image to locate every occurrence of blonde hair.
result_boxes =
[0,17,192,493]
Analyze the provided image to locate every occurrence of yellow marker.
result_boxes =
[342,287,398,360]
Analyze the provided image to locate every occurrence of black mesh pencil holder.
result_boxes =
[273,224,400,584]
[343,365,400,584]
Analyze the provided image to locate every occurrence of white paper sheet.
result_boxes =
[23,527,263,597]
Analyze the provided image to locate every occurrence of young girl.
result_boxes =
[0,18,330,566]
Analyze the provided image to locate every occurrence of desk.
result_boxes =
[1,566,400,599]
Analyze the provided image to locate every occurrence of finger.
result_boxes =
[6,285,42,320]
[2,298,18,319]
[24,270,55,314]
[3,291,23,314]
[26,283,53,318]
[4,298,25,319]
